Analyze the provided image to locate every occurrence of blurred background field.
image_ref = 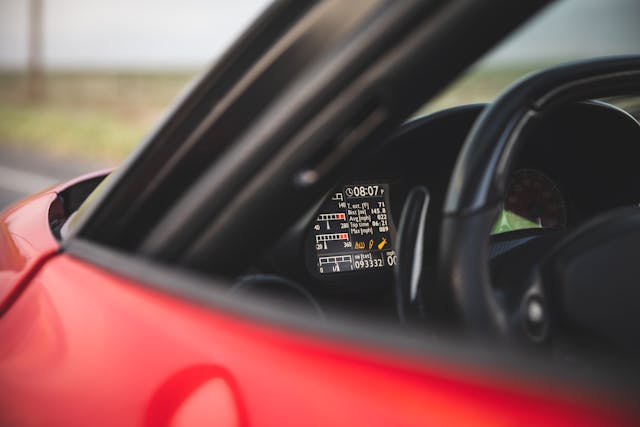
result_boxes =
[1,0,639,165]
[0,70,196,162]
[0,65,545,163]
[2,63,639,164]
[0,0,637,211]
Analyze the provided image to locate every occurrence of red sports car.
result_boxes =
[2,0,640,425]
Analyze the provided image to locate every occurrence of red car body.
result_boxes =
[2,0,640,425]
[0,174,638,426]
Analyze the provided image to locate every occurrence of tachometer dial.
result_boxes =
[501,169,566,231]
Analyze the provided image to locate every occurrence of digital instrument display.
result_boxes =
[312,183,396,274]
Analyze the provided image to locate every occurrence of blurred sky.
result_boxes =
[0,0,639,70]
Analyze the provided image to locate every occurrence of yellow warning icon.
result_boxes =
[377,237,388,250]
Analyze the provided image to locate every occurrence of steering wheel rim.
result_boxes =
[438,56,640,339]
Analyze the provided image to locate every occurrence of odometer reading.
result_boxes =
[313,183,396,274]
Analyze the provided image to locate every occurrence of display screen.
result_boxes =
[312,183,396,274]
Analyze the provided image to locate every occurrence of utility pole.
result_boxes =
[27,0,44,100]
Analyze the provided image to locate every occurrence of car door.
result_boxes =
[1,0,638,426]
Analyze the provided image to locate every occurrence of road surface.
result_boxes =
[0,144,114,211]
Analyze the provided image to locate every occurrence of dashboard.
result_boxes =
[264,100,640,310]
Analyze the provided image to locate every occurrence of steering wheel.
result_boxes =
[437,56,640,351]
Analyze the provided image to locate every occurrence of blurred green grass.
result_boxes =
[0,65,546,162]
[0,71,196,161]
